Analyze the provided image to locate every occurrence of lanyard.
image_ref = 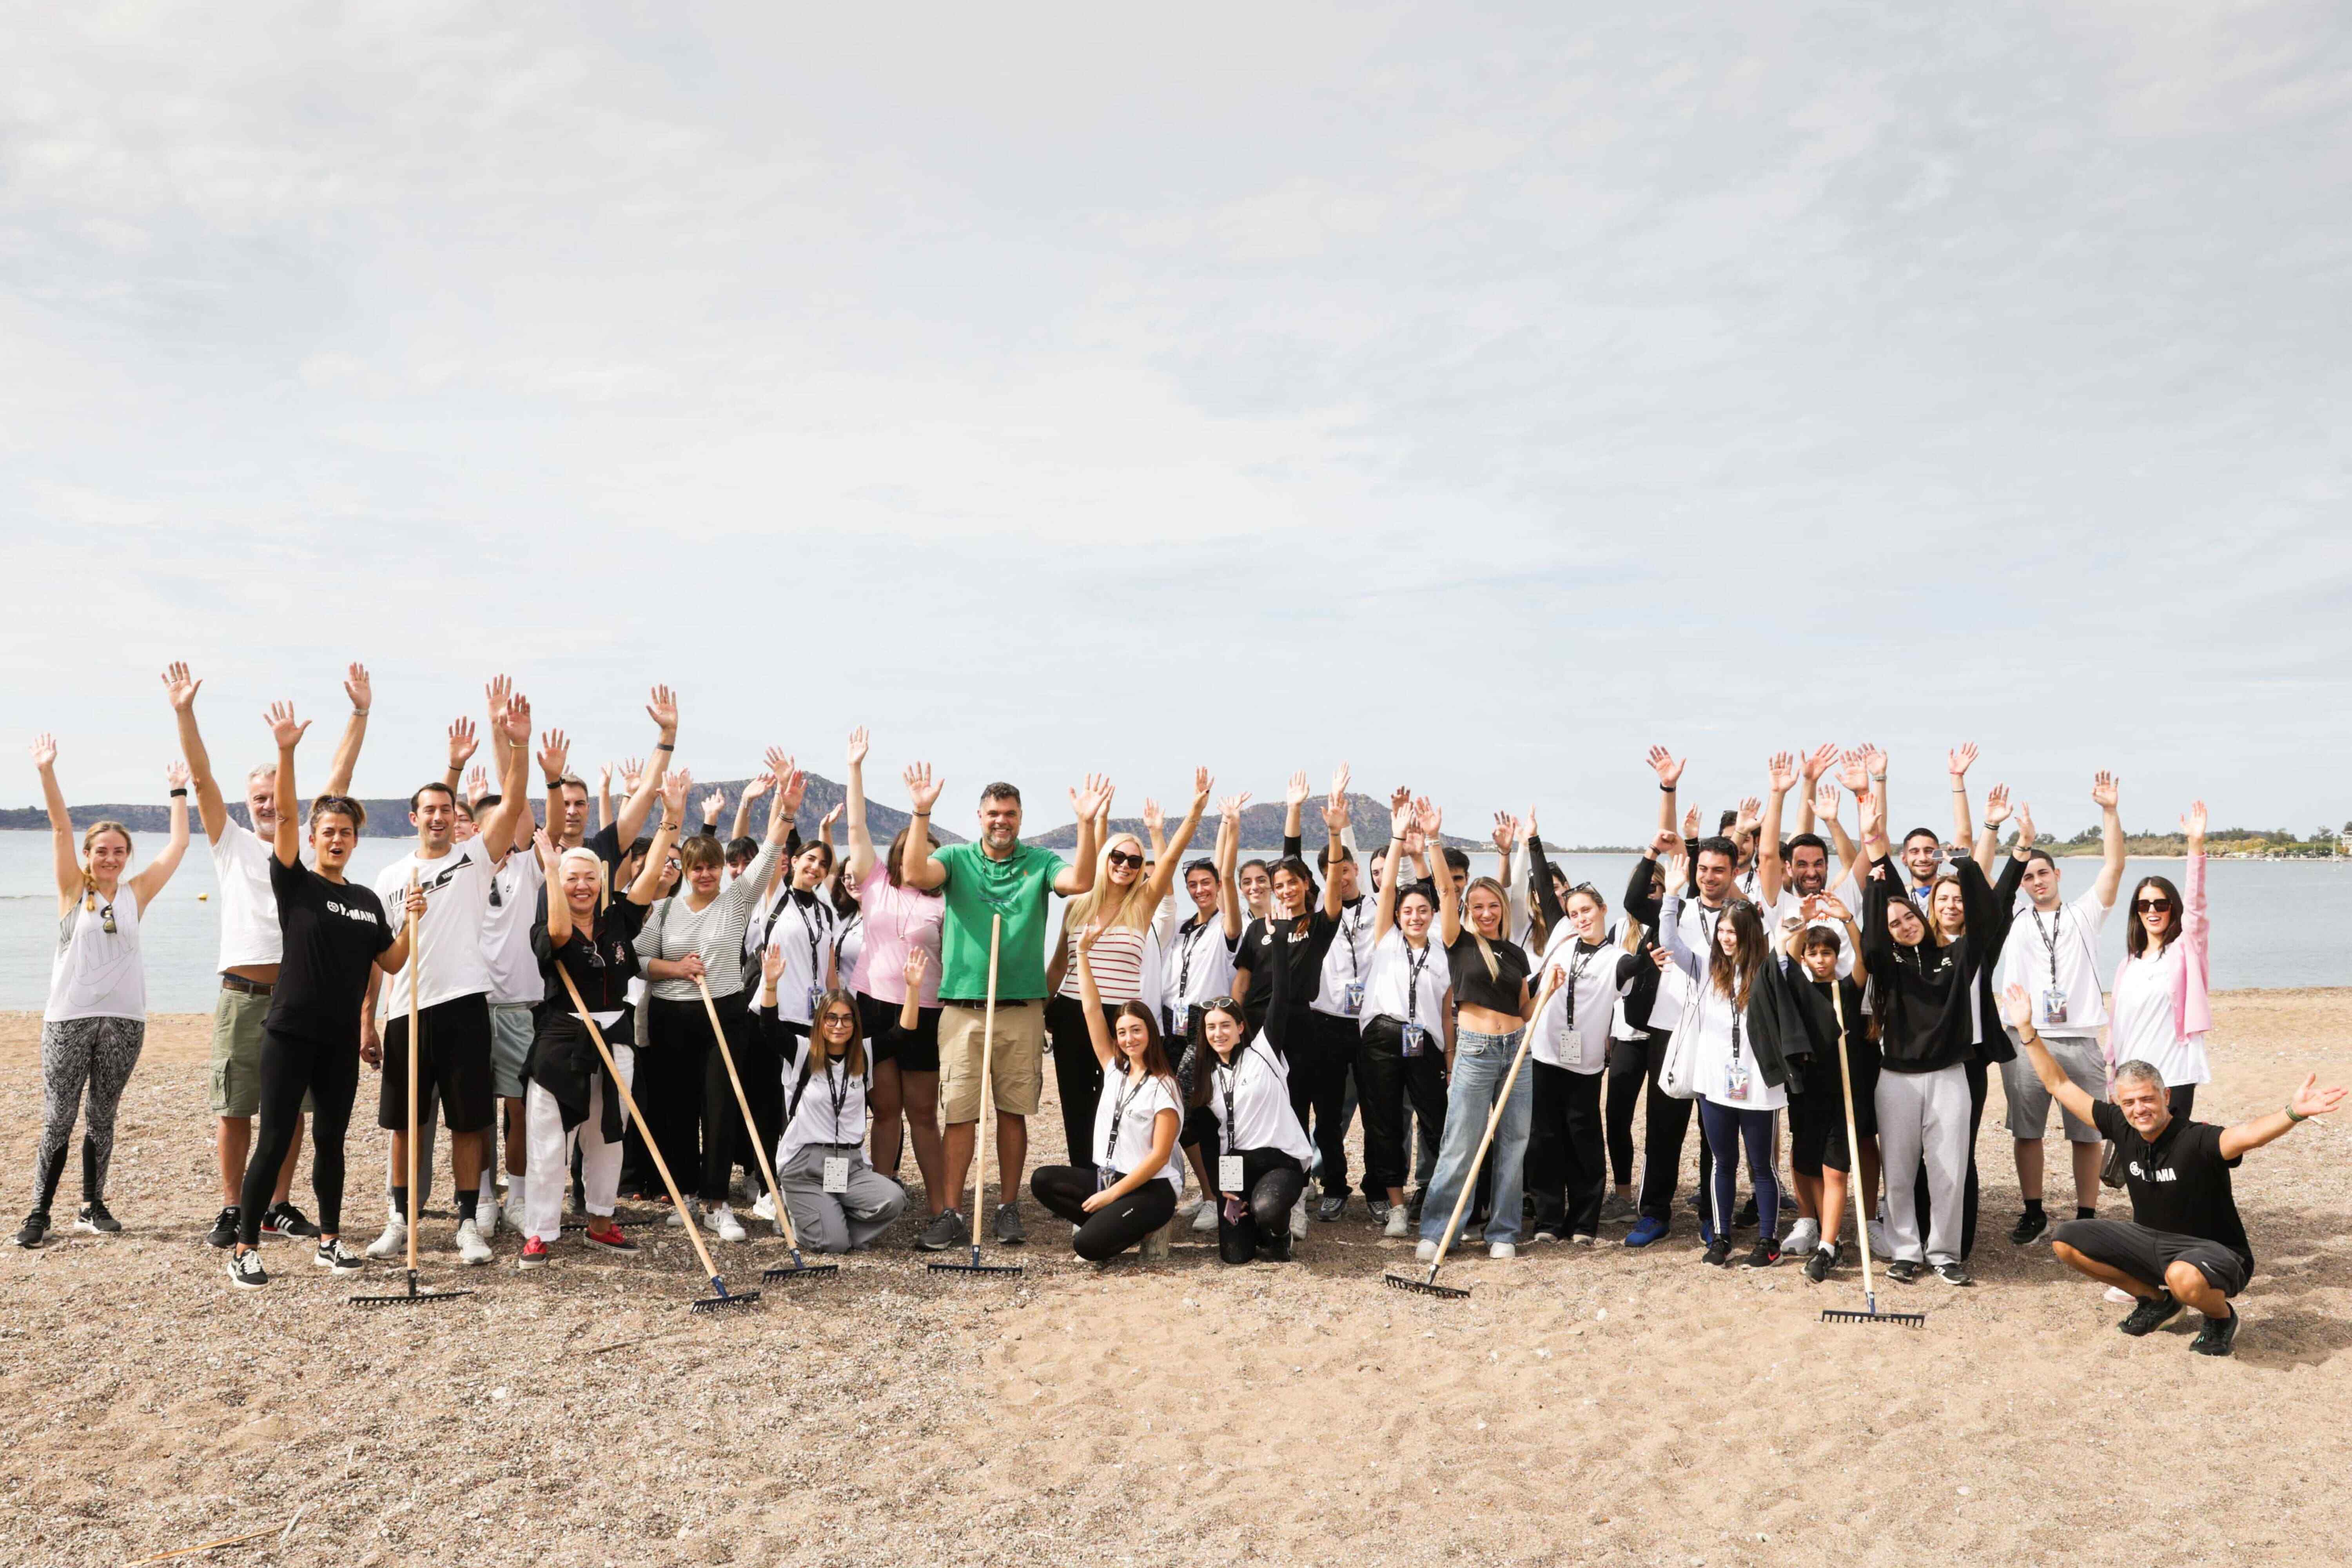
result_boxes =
[1405,939,1433,1027]
[826,1056,851,1140]
[2030,907,2065,989]
[1220,1054,1241,1145]
[1564,941,1598,1033]
[1178,916,1212,999]
[1344,899,1366,977]
[1693,902,1722,951]
[1102,1071,1147,1171]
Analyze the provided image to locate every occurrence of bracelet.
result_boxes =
[660,820,682,832]
[169,787,189,798]
[912,809,930,818]
[353,709,368,718]
[2286,1104,2308,1124]
[1659,783,1673,792]
[1870,772,1886,782]
[654,741,674,752]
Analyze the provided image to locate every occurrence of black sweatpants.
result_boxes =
[637,997,714,1202]
[1031,1165,1178,1261]
[1215,1147,1306,1263]
[1356,1017,1448,1199]
[1632,1029,1699,1225]
[699,993,775,1204]
[1529,1061,1606,1238]
[238,1028,358,1246]
[1912,1056,1987,1259]
[1046,995,1109,1172]
[1604,1035,1649,1189]
[1286,1011,1356,1200]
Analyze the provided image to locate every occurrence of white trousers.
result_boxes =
[1875,1062,1970,1267]
[522,1045,633,1244]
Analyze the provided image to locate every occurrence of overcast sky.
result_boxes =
[5,3,2348,843]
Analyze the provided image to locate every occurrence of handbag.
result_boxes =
[1656,994,1704,1101]
[2100,1138,2129,1190]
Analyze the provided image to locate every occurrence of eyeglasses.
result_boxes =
[1106,851,1143,869]
[820,1011,858,1027]
[2135,898,2175,913]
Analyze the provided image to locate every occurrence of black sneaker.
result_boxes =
[1742,1238,1782,1270]
[1802,1243,1839,1283]
[261,1201,319,1239]
[1316,1193,1346,1223]
[313,1238,365,1272]
[1406,1192,1425,1227]
[1733,1194,1759,1230]
[1884,1259,1922,1284]
[2190,1311,2239,1357]
[1935,1261,1975,1287]
[1702,1237,1734,1268]
[993,1202,1026,1247]
[2009,1209,2049,1246]
[206,1206,240,1249]
[2118,1291,2183,1337]
[12,1210,49,1249]
[917,1209,968,1252]
[76,1199,121,1234]
[226,1247,269,1289]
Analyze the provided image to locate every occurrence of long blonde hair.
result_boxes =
[1063,832,1156,935]
[81,821,131,911]
[1463,875,1511,982]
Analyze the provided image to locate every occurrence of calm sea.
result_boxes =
[0,831,2341,1012]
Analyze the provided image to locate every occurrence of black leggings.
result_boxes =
[1528,1062,1606,1237]
[699,995,775,1204]
[1046,995,1110,1172]
[636,997,713,1201]
[1356,1017,1448,1198]
[1031,1165,1178,1261]
[1604,1035,1648,1188]
[238,1028,358,1246]
[1285,1011,1355,1199]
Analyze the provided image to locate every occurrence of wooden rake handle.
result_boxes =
[1426,1023,1540,1276]
[695,975,800,1252]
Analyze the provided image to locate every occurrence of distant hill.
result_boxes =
[1029,793,1484,853]
[0,773,960,846]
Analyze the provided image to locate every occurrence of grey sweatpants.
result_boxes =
[1876,1063,1970,1266]
[779,1144,906,1254]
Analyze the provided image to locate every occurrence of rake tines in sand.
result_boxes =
[352,896,472,1309]
[1818,982,1924,1328]
[690,977,840,1287]
[555,968,760,1313]
[928,915,1023,1281]
[1384,1007,1539,1301]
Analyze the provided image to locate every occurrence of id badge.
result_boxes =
[1401,1023,1428,1057]
[1218,1154,1245,1192]
[822,1156,850,1195]
[1096,1165,1116,1193]
[806,985,824,1017]
[1343,980,1366,1017]
[2041,986,2069,1027]
[1726,1058,1752,1102]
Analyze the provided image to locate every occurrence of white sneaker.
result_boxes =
[365,1218,407,1261]
[1782,1218,1820,1256]
[1488,1241,1517,1260]
[713,1204,747,1243]
[455,1218,493,1266]
[1191,1201,1218,1233]
[1383,1205,1411,1240]
[1867,1220,1894,1260]
[1416,1238,1440,1263]
[751,1192,775,1222]
[665,1202,691,1229]
[1289,1198,1308,1240]
[1177,1197,1204,1220]
[478,1190,502,1239]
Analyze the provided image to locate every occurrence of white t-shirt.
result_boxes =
[47,888,146,1022]
[1686,983,1787,1112]
[1162,913,1239,1019]
[2108,942,2208,1088]
[1209,1038,1315,1163]
[1363,929,1449,1037]
[1761,864,1863,979]
[1093,1070,1185,1195]
[1997,890,2110,1037]
[481,849,545,1006]
[778,1038,873,1167]
[1312,895,1379,1021]
[762,891,839,1027]
[372,838,497,1012]
[211,822,285,970]
[1529,929,1635,1073]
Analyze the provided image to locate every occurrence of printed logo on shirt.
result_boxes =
[325,900,381,926]
[2128,1160,2176,1184]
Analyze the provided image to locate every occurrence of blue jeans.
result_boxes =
[1419,1027,1532,1246]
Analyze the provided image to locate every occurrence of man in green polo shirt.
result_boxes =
[901,764,1108,1249]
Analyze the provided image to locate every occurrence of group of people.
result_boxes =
[16,669,2343,1358]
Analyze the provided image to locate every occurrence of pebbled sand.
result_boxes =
[2,991,2349,1568]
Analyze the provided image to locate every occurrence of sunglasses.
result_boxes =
[1106,851,1144,870]
[1203,996,1239,1013]
[98,902,116,935]
[2135,898,2175,913]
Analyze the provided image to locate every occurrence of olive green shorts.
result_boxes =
[209,986,313,1118]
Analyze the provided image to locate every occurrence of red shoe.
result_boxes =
[583,1221,638,1254]
[517,1236,550,1270]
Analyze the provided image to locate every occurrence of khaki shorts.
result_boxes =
[937,1001,1047,1122]
[209,986,312,1118]
[489,1002,537,1100]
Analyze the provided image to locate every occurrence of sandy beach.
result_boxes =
[3,989,2348,1568]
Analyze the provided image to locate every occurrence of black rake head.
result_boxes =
[763,1253,842,1283]
[349,1270,473,1308]
[690,1279,763,1314]
[928,1246,1023,1278]
[1384,1270,1469,1300]
[1821,1302,1925,1327]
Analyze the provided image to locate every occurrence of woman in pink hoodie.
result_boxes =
[2107,802,2211,1115]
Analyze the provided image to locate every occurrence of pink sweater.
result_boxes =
[2111,849,2210,1044]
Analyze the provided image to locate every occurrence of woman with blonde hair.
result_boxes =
[16,735,190,1247]
[1042,769,1209,1171]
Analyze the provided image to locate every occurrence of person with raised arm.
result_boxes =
[1027,929,1184,1262]
[631,757,797,1240]
[516,779,682,1269]
[1751,893,1872,1282]
[546,686,680,872]
[226,704,424,1288]
[355,681,532,1268]
[13,738,189,1249]
[1195,918,1318,1265]
[2009,985,2345,1358]
[2108,800,2216,1118]
[838,730,951,1220]
[164,660,372,1248]
[898,764,1109,1252]
[1992,776,2125,1245]
[1523,864,1641,1247]
[748,789,848,1228]
[1162,791,1249,1229]
[1354,789,1452,1241]
[1301,770,1374,1221]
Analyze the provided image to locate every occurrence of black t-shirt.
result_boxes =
[1235,913,1333,1028]
[1446,929,1530,1015]
[2092,1100,2253,1274]
[265,855,394,1047]
[534,897,649,1018]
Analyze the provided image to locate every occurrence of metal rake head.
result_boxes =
[349,1270,473,1308]
[1821,1296,1925,1327]
[1384,1270,1468,1300]
[927,1246,1023,1278]
[762,1252,842,1283]
[690,1279,764,1314]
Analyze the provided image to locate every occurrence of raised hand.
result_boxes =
[1813,780,1842,820]
[903,762,944,815]
[29,732,57,771]
[760,945,784,989]
[819,802,842,837]
[1070,772,1113,822]
[778,767,809,815]
[1801,743,1837,785]
[700,789,728,824]
[1857,787,1885,838]
[465,763,488,803]
[1218,791,1252,824]
[343,663,372,717]
[161,662,202,713]
[1388,788,1413,840]
[1948,742,1978,779]
[2015,802,2036,849]
[645,684,679,737]
[166,759,192,791]
[533,827,562,873]
[902,947,929,991]
[742,771,776,801]
[1141,797,1164,838]
[1650,827,1680,859]
[1838,749,1868,795]
[2288,1073,2347,1121]
[1192,765,1212,806]
[446,717,479,770]
[1491,812,1520,856]
[1525,805,1541,842]
[1681,806,1700,842]
[264,702,309,752]
[1664,848,1690,888]
[1998,983,2034,1031]
[846,726,869,768]
[1284,771,1310,809]
[500,691,532,746]
[2091,770,2120,811]
[1735,797,1762,835]
[1860,743,1887,778]
[598,762,612,790]
[484,674,514,723]
[536,729,570,783]
[619,756,644,792]
[1983,784,2012,827]
[2181,799,2206,849]
[1414,797,1443,840]
[659,769,690,824]
[1646,745,1686,789]
[1814,893,1852,923]
[1766,751,1798,795]
[1330,762,1351,804]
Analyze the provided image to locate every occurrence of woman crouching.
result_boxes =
[764,954,907,1252]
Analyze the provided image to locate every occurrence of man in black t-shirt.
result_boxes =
[2004,986,2345,1357]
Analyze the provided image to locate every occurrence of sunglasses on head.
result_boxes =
[2135,897,2175,913]
[1107,851,1143,869]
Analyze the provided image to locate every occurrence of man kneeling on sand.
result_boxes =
[2001,985,2344,1357]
